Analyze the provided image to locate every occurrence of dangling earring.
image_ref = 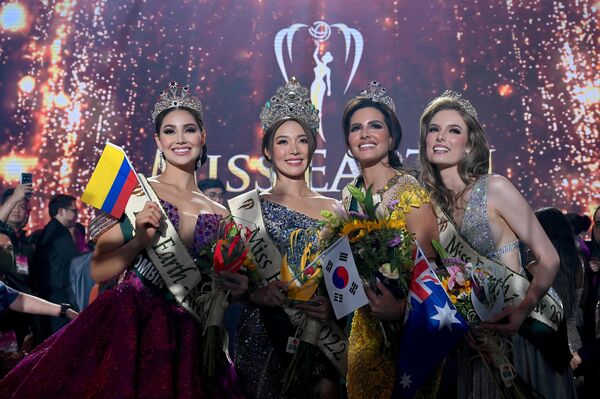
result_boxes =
[196,146,204,170]
[304,164,312,189]
[159,152,165,171]
[269,165,277,188]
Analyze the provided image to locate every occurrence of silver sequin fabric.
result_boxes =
[234,198,333,399]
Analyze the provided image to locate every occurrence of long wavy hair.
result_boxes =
[418,93,489,215]
[342,98,403,169]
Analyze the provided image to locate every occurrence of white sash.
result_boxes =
[124,174,209,323]
[229,190,348,374]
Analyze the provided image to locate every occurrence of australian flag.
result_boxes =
[393,243,469,399]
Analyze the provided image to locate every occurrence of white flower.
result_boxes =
[379,263,399,280]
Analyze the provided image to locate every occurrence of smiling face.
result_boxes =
[155,108,205,171]
[264,120,311,180]
[425,109,470,171]
[347,107,393,167]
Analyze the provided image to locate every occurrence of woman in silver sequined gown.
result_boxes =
[418,91,577,398]
[230,79,342,398]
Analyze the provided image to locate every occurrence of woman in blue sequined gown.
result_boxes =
[418,91,576,398]
[230,79,342,398]
[0,82,246,398]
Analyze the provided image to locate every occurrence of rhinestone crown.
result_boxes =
[151,81,203,124]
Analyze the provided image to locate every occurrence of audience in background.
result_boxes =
[198,178,227,207]
[30,194,78,340]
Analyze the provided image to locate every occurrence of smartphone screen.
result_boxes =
[20,173,32,185]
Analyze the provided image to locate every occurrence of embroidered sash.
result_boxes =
[124,175,209,323]
[229,190,348,374]
[435,205,564,331]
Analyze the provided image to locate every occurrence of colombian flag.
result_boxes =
[81,142,139,218]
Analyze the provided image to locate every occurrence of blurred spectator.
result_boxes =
[31,194,79,340]
[68,223,94,311]
[534,208,583,373]
[0,186,35,293]
[579,206,600,398]
[0,280,77,377]
[566,212,592,261]
[0,185,39,350]
[198,178,227,207]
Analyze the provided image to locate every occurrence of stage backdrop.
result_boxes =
[0,0,598,229]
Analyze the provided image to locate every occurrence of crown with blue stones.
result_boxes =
[357,81,396,112]
[259,78,320,134]
[151,81,203,124]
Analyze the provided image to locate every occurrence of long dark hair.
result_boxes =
[261,118,317,165]
[535,207,579,318]
[418,94,489,215]
[342,98,402,168]
[154,106,208,169]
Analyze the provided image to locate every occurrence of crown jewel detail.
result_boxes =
[259,78,320,134]
[151,81,203,124]
[437,90,479,120]
[357,81,396,112]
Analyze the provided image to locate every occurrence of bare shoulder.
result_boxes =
[487,174,522,201]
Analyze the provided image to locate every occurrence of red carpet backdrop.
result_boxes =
[0,0,597,229]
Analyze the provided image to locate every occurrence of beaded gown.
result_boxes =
[234,198,337,399]
[0,200,242,399]
[344,172,430,399]
[452,175,576,399]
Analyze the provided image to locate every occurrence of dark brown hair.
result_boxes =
[261,118,317,165]
[154,106,207,168]
[342,98,402,168]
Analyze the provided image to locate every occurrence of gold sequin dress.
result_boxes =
[343,172,430,399]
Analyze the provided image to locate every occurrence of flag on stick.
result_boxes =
[81,142,139,218]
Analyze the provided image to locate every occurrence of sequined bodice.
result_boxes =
[160,199,221,258]
[259,198,319,268]
[460,175,518,259]
[460,175,496,256]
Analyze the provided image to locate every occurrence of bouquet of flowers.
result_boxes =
[195,216,255,377]
[319,184,414,356]
[432,240,530,399]
[280,228,324,394]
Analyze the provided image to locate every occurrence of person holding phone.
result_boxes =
[0,182,37,348]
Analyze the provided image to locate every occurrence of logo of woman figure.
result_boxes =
[274,21,364,142]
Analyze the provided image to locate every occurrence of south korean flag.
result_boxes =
[319,236,368,319]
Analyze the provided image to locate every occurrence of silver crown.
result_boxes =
[151,81,203,124]
[259,78,320,134]
[436,90,479,120]
[357,81,396,112]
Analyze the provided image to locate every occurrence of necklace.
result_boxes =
[375,170,403,195]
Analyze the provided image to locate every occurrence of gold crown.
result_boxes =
[357,81,396,112]
[259,78,320,134]
[151,81,203,124]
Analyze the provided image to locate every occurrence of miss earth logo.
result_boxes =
[274,21,364,142]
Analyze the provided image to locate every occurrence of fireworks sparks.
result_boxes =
[0,0,598,230]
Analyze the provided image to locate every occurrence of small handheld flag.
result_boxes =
[81,142,139,218]
[394,242,469,398]
[320,236,368,319]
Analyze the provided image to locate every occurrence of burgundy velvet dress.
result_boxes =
[0,202,243,399]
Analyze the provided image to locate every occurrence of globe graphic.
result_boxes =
[309,21,331,43]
